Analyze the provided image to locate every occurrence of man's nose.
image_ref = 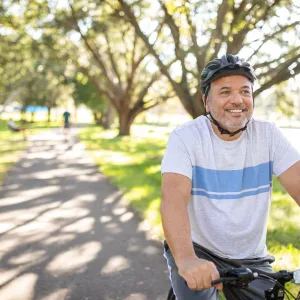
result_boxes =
[231,92,243,104]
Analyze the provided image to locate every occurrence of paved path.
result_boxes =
[0,128,169,300]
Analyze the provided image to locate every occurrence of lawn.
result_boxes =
[0,119,60,185]
[0,119,28,184]
[79,124,300,296]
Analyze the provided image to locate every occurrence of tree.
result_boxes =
[117,0,300,118]
[0,0,68,122]
[73,73,110,127]
[44,0,174,135]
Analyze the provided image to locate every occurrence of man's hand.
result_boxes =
[176,256,223,291]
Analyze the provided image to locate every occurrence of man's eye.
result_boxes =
[242,90,250,95]
[221,91,230,95]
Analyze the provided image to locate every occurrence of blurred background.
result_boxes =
[0,0,300,299]
[1,0,300,130]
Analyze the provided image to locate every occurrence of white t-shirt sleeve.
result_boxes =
[161,131,193,179]
[272,125,300,177]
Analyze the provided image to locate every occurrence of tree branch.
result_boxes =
[158,0,188,83]
[231,0,249,28]
[254,54,300,96]
[227,0,284,54]
[103,29,122,89]
[205,0,229,61]
[185,0,202,76]
[117,0,187,101]
[72,58,119,110]
[158,0,181,57]
[248,20,299,58]
[67,0,117,93]
[131,75,170,116]
[253,49,299,70]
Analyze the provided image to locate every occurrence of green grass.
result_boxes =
[0,119,28,184]
[79,124,300,297]
[0,119,61,185]
[267,179,300,295]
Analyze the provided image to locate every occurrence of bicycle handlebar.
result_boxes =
[211,267,299,286]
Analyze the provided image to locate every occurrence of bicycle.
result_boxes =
[167,267,300,300]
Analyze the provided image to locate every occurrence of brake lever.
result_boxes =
[212,268,257,288]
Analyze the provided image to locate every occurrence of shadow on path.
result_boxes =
[0,129,169,300]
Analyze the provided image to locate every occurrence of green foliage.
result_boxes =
[256,82,297,120]
[1,0,300,130]
[117,0,300,118]
[73,73,107,112]
[267,177,300,294]
[275,92,294,119]
[0,0,74,112]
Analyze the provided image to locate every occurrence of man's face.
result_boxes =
[205,75,254,131]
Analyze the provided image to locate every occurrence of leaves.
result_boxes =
[118,0,300,118]
[1,0,299,129]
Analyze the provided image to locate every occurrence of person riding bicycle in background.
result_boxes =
[62,110,71,141]
[161,54,300,300]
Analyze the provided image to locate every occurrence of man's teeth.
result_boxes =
[229,109,242,112]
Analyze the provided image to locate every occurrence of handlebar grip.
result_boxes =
[211,278,223,286]
[185,268,228,287]
[186,278,223,288]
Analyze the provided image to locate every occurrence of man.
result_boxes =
[161,54,300,299]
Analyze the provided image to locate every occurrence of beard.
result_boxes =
[208,103,253,131]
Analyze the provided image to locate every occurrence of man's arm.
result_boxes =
[161,172,221,291]
[277,161,300,206]
[161,172,194,260]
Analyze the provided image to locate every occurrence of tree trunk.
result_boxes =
[93,111,103,125]
[31,111,35,123]
[102,103,115,129]
[177,89,206,119]
[47,107,51,122]
[118,110,135,136]
[21,107,26,122]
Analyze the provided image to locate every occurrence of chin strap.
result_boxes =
[206,113,250,137]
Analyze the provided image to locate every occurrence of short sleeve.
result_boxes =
[272,125,300,177]
[161,131,192,179]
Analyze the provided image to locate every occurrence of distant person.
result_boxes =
[7,119,28,140]
[63,111,71,141]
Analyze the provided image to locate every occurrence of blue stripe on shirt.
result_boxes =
[192,161,273,195]
[191,186,271,199]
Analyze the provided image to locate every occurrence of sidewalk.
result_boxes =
[0,128,169,300]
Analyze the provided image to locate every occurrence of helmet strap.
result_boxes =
[206,113,250,137]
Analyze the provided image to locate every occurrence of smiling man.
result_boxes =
[161,54,300,300]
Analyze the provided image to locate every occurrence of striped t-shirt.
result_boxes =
[161,116,300,259]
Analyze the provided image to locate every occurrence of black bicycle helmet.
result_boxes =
[200,54,256,96]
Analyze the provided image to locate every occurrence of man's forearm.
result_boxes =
[161,198,196,263]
